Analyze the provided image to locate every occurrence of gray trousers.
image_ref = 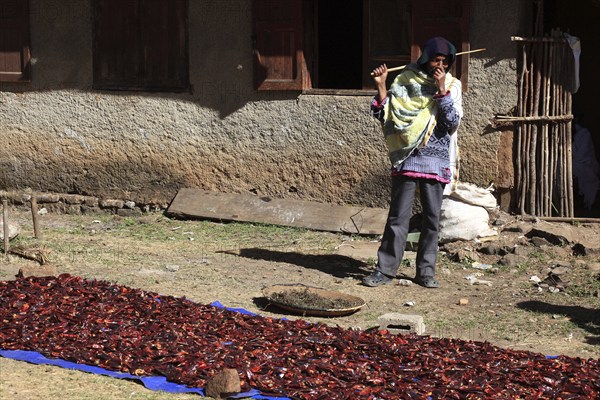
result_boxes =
[377,175,445,280]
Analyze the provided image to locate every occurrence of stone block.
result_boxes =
[100,199,125,209]
[204,368,241,399]
[378,313,425,335]
[36,193,61,203]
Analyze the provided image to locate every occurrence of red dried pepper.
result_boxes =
[1,275,598,399]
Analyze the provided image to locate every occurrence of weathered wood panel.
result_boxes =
[167,188,387,235]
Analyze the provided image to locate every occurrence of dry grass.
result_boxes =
[1,208,599,399]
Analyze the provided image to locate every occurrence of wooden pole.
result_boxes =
[516,43,526,215]
[542,40,551,216]
[549,39,559,215]
[529,41,542,215]
[2,200,9,256]
[521,216,600,224]
[31,195,42,239]
[521,44,533,215]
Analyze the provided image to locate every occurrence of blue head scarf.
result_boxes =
[417,37,457,70]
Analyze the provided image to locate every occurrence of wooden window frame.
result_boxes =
[93,0,189,92]
[0,0,31,82]
[253,0,470,92]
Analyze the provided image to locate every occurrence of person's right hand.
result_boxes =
[371,64,388,85]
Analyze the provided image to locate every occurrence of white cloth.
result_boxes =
[572,124,600,209]
[565,34,581,93]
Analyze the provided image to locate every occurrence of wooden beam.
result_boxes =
[166,188,387,235]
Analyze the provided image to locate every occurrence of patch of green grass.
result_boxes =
[566,278,600,298]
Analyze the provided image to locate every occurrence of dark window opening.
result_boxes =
[315,0,363,89]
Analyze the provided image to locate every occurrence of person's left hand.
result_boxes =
[433,67,446,95]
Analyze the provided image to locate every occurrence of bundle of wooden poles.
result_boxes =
[497,31,576,217]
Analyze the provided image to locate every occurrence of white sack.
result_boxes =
[448,182,498,211]
[439,197,497,242]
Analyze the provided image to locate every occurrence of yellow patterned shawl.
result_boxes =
[382,64,455,167]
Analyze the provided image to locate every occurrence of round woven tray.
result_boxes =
[262,284,366,317]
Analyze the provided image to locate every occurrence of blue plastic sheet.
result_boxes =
[0,301,290,399]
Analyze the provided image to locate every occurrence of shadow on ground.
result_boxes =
[217,247,371,279]
[516,300,600,346]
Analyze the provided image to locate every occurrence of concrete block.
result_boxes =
[378,313,425,335]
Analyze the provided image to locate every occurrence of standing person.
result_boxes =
[363,37,463,288]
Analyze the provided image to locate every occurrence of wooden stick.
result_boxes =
[541,40,550,215]
[8,245,50,265]
[521,216,600,224]
[515,44,526,214]
[548,40,561,215]
[371,48,487,74]
[529,42,541,215]
[511,36,568,43]
[566,79,574,217]
[31,195,42,239]
[3,200,9,256]
[521,45,532,214]
[494,114,572,122]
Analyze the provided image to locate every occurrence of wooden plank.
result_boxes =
[166,188,387,235]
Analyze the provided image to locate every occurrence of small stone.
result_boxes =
[396,279,413,286]
[499,254,528,267]
[204,369,241,400]
[478,245,499,255]
[165,265,180,272]
[458,298,469,305]
[17,264,58,278]
[0,221,20,241]
[529,275,542,283]
[513,245,534,256]
[572,243,587,256]
[124,201,136,209]
[530,236,554,248]
[551,266,570,275]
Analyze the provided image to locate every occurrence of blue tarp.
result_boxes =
[0,301,290,399]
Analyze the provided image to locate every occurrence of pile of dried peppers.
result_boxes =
[1,275,598,399]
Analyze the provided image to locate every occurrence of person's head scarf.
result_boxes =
[417,37,457,71]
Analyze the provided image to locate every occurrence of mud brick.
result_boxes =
[378,313,425,335]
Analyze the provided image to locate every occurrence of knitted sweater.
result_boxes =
[371,83,462,183]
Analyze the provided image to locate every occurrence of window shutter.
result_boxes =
[253,0,306,90]
[93,0,188,91]
[93,0,141,89]
[0,0,31,82]
[140,0,188,90]
[411,0,471,90]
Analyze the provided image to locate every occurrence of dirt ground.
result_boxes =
[0,207,599,399]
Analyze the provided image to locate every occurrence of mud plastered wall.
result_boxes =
[0,0,528,208]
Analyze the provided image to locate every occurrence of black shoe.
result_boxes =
[363,271,393,287]
[415,276,439,288]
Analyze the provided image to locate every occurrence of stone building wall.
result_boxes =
[0,0,530,209]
